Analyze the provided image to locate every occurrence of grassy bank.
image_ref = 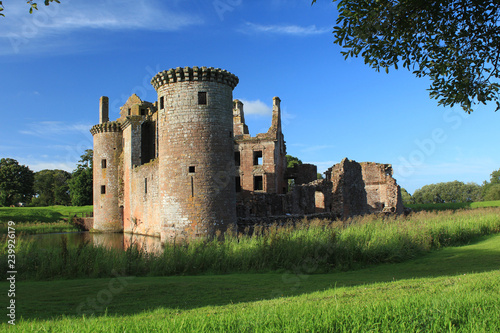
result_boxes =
[406,200,500,212]
[0,205,92,234]
[0,205,93,223]
[2,208,499,281]
[2,234,499,332]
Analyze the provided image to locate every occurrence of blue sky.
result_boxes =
[0,0,498,194]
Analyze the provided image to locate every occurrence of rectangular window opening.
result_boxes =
[101,185,106,194]
[234,152,240,167]
[127,108,131,116]
[160,96,164,109]
[144,178,148,194]
[101,159,107,169]
[198,92,207,105]
[189,166,196,173]
[140,109,146,116]
[253,151,263,165]
[254,175,263,191]
[235,176,241,192]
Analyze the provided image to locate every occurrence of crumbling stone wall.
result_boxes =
[234,97,287,196]
[326,158,370,217]
[285,163,318,186]
[361,162,404,214]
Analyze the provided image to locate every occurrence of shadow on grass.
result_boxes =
[4,234,500,321]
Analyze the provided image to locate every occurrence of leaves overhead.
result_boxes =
[313,0,500,112]
[0,0,60,17]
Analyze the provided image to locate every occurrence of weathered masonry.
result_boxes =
[91,66,404,241]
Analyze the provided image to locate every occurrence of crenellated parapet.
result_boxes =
[90,121,122,136]
[151,66,239,90]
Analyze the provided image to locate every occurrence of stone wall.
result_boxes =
[361,162,404,214]
[91,121,123,232]
[126,160,161,237]
[286,163,318,186]
[153,67,238,242]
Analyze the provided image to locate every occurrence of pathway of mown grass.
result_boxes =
[1,233,499,331]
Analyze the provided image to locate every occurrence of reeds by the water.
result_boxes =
[2,208,499,281]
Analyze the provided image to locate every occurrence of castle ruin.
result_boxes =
[91,66,403,241]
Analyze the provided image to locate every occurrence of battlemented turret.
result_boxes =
[152,67,239,241]
[90,97,123,232]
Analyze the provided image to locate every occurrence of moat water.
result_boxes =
[22,232,163,253]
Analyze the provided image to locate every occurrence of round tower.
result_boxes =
[90,108,123,232]
[151,66,239,241]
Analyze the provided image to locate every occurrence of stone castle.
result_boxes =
[91,66,403,242]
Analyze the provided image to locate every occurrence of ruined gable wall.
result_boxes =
[360,162,404,214]
[236,139,279,194]
[326,158,370,217]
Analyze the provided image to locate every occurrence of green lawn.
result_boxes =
[0,205,92,234]
[0,205,93,223]
[2,233,500,332]
[406,200,500,211]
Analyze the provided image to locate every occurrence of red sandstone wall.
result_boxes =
[154,68,238,241]
[92,127,123,232]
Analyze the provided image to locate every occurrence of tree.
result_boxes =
[313,0,500,112]
[482,168,500,200]
[68,149,93,206]
[412,181,482,204]
[286,155,302,168]
[400,188,413,205]
[483,184,500,201]
[0,158,34,206]
[31,169,71,206]
[0,0,60,17]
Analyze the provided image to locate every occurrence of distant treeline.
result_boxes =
[0,150,93,207]
[402,168,500,205]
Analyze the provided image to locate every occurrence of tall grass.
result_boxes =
[1,208,499,281]
[0,221,78,234]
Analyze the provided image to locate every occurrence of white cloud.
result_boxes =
[239,99,272,116]
[240,22,330,36]
[3,0,200,34]
[0,0,202,54]
[20,121,93,139]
